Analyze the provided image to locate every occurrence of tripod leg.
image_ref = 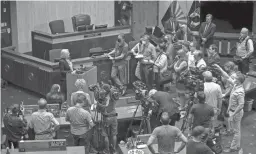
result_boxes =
[146,118,152,134]
[138,118,145,134]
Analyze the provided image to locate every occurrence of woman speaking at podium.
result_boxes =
[59,49,75,99]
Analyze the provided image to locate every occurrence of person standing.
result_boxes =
[131,35,156,89]
[234,27,254,74]
[59,49,75,99]
[203,71,223,128]
[147,112,187,154]
[187,42,197,69]
[65,93,95,153]
[29,98,60,140]
[3,104,27,148]
[198,14,216,57]
[213,65,246,152]
[107,34,128,95]
[186,126,214,154]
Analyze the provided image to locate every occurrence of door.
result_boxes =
[132,1,158,40]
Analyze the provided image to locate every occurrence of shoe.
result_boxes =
[223,147,240,153]
[121,86,127,96]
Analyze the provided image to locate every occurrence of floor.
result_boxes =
[1,57,256,154]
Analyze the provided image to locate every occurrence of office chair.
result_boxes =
[88,47,103,57]
[95,24,108,30]
[71,14,91,32]
[49,20,65,34]
[49,49,62,62]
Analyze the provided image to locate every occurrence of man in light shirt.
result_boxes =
[203,71,222,128]
[29,98,60,140]
[194,50,207,70]
[187,42,196,69]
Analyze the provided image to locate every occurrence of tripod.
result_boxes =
[125,101,152,139]
[180,97,195,133]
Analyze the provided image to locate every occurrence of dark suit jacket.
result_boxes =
[199,22,216,47]
[176,29,193,42]
[164,21,180,34]
[59,58,71,81]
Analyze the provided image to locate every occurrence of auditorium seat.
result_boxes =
[49,49,62,62]
[95,24,108,30]
[49,20,65,34]
[88,47,103,57]
[71,14,91,32]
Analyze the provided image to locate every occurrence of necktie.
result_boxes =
[204,23,209,34]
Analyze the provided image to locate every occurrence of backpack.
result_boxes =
[245,37,256,59]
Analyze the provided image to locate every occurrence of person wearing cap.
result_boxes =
[28,98,60,140]
[203,71,223,128]
[206,44,221,66]
[186,126,214,154]
[131,34,156,89]
[3,104,27,148]
[148,89,180,129]
[147,112,187,154]
[59,49,75,99]
[70,79,91,112]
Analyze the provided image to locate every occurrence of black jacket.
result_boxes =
[59,58,71,81]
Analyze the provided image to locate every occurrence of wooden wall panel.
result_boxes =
[132,1,158,40]
[12,1,114,53]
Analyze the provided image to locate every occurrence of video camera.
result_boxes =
[89,82,120,113]
[132,81,159,114]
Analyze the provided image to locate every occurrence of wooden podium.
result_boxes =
[66,66,97,106]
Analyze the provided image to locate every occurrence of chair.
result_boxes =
[95,24,108,30]
[49,20,65,34]
[71,14,91,32]
[49,49,62,62]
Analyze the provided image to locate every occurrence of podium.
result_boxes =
[66,66,97,106]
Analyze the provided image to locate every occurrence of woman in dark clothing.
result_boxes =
[59,49,74,99]
[46,84,65,107]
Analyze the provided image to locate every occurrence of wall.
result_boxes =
[253,1,256,34]
[11,1,114,53]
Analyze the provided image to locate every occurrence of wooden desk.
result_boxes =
[31,26,133,60]
[1,146,85,154]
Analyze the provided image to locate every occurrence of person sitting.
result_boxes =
[70,79,91,112]
[28,98,60,140]
[186,126,214,154]
[46,84,65,107]
[187,42,197,69]
[193,50,207,70]
[207,44,220,66]
[3,104,27,148]
[147,112,187,154]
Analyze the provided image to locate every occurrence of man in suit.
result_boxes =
[198,14,216,57]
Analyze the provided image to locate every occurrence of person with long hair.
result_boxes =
[174,49,188,109]
[46,84,65,107]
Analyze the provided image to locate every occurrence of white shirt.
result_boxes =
[204,82,222,109]
[196,58,207,69]
[154,53,168,73]
[187,51,195,69]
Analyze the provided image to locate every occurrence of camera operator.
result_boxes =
[193,50,207,70]
[148,89,180,129]
[213,64,245,153]
[98,84,119,154]
[188,92,215,132]
[3,104,27,148]
[174,49,188,109]
[147,112,187,154]
[203,71,223,128]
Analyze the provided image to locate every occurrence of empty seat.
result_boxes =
[95,24,108,30]
[71,14,91,32]
[89,47,103,57]
[49,20,65,34]
[49,49,62,62]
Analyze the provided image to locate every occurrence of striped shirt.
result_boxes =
[29,109,59,140]
[229,84,245,111]
[65,106,93,135]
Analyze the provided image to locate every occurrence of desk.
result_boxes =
[31,26,133,60]
[1,146,85,154]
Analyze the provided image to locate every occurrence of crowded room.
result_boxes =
[2,0,256,154]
